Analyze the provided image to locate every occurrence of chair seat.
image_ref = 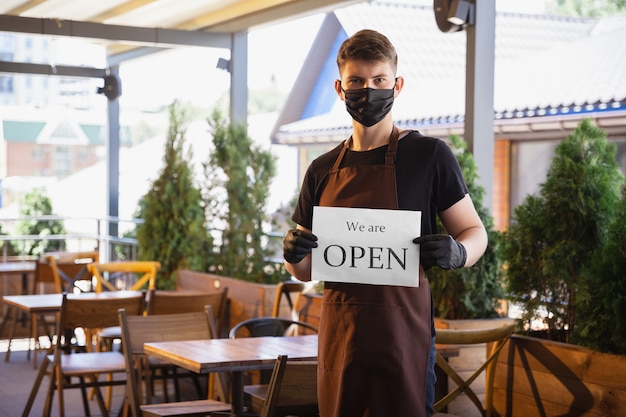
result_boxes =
[98,325,121,338]
[141,399,232,417]
[243,384,269,412]
[50,351,126,375]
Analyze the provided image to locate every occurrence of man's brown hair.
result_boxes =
[336,29,398,74]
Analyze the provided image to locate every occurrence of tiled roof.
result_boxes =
[273,1,626,143]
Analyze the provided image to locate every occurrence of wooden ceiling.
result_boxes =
[0,0,360,59]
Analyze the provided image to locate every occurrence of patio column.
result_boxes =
[464,0,495,210]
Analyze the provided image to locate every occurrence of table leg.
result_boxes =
[231,371,243,417]
[3,307,17,362]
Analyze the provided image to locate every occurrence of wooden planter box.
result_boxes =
[492,334,626,417]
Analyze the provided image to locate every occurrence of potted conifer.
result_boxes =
[502,118,624,348]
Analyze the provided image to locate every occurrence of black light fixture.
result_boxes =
[447,0,475,26]
[434,0,475,33]
[216,57,231,73]
[96,74,121,100]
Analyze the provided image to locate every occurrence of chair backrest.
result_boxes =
[87,261,160,292]
[271,280,305,320]
[146,288,228,337]
[45,250,99,293]
[229,317,318,339]
[260,355,318,417]
[118,306,217,416]
[32,260,57,294]
[434,323,516,416]
[56,291,145,353]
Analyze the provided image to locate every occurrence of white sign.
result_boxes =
[311,206,421,287]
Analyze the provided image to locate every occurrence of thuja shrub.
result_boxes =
[502,119,623,345]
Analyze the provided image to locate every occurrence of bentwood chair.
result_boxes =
[244,354,318,417]
[434,323,516,417]
[118,306,231,417]
[22,291,145,417]
[229,317,318,339]
[229,317,318,395]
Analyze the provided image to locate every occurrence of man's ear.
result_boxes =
[334,79,344,100]
[394,76,405,97]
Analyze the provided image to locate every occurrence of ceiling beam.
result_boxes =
[0,61,107,78]
[0,14,231,48]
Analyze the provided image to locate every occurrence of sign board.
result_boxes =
[311,206,421,287]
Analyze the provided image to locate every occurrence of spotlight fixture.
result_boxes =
[96,74,121,100]
[216,57,231,73]
[447,0,474,26]
[434,0,475,33]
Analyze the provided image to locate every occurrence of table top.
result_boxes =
[0,261,36,274]
[144,334,318,375]
[2,290,143,312]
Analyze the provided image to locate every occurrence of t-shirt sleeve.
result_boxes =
[291,165,316,230]
[433,140,468,212]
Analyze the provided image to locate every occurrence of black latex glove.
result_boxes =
[413,234,467,270]
[283,229,318,264]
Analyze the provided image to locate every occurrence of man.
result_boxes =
[283,29,487,417]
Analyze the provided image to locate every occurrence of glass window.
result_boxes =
[54,146,73,177]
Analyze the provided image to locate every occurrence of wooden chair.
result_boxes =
[118,306,231,417]
[229,317,318,390]
[271,280,305,321]
[87,261,161,292]
[145,288,229,402]
[22,291,146,417]
[147,288,229,333]
[87,261,161,357]
[434,323,516,417]
[45,250,99,293]
[229,317,318,339]
[244,354,318,417]
[3,251,98,368]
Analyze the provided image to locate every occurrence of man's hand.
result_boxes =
[283,229,318,264]
[413,234,467,270]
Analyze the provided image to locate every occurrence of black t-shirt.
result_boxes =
[292,130,468,234]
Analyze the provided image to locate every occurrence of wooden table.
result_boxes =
[0,260,36,298]
[145,334,318,417]
[1,291,142,368]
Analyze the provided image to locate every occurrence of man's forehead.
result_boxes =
[340,60,396,78]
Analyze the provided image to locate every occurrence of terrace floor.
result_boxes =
[0,329,204,417]
[1,323,481,417]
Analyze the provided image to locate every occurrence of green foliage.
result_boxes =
[202,109,288,283]
[17,188,65,256]
[0,223,17,256]
[136,101,210,290]
[574,187,626,354]
[502,119,624,346]
[428,135,504,319]
[547,0,626,17]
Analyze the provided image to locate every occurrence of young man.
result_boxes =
[283,29,488,417]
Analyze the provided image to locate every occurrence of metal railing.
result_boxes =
[0,216,142,262]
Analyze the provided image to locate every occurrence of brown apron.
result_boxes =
[317,127,431,417]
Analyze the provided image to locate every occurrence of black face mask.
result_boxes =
[341,86,395,127]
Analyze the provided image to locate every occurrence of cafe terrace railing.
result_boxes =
[0,216,286,264]
[0,215,142,262]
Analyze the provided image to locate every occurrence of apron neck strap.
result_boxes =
[333,126,400,171]
[385,126,399,166]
